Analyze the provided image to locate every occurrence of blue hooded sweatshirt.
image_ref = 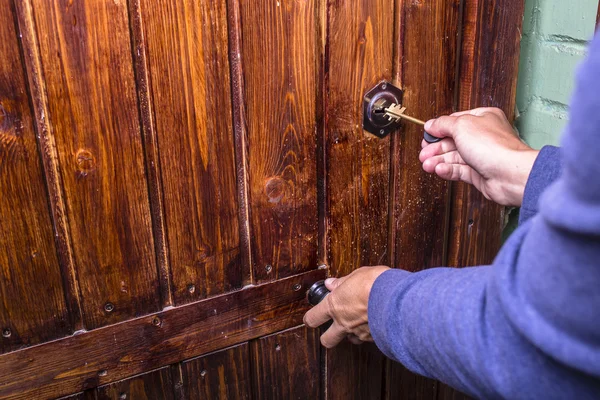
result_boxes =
[368,32,600,399]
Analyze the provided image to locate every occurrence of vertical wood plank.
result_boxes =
[127,0,172,309]
[439,1,525,399]
[326,0,394,398]
[447,0,524,269]
[390,0,459,272]
[251,326,320,400]
[0,0,72,353]
[29,0,160,328]
[180,343,251,400]
[386,0,461,397]
[94,367,174,400]
[137,0,243,305]
[238,0,320,282]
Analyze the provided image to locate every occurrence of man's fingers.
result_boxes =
[422,151,465,174]
[424,116,458,140]
[419,140,458,163]
[450,107,504,118]
[434,163,474,185]
[320,322,347,348]
[347,334,363,345]
[324,274,349,291]
[303,297,331,328]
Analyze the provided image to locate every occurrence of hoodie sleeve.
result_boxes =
[368,33,600,399]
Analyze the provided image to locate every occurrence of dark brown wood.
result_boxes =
[227,0,254,285]
[386,364,437,400]
[14,0,84,333]
[180,343,250,399]
[326,343,385,400]
[386,0,461,397]
[26,0,160,329]
[127,0,172,309]
[438,1,524,399]
[0,269,324,399]
[390,0,459,272]
[137,0,244,305]
[597,1,600,30]
[94,367,174,400]
[447,0,524,268]
[251,325,320,400]
[325,0,395,397]
[238,0,320,282]
[0,0,74,354]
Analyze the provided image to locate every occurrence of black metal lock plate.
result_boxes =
[363,81,403,138]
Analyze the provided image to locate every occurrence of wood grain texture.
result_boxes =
[0,269,324,400]
[28,0,159,328]
[94,367,174,400]
[326,343,384,400]
[325,0,394,398]
[180,343,250,400]
[127,0,172,309]
[227,0,253,285]
[386,364,437,400]
[0,0,73,354]
[386,0,460,397]
[138,0,243,305]
[439,1,524,399]
[389,0,459,272]
[238,0,320,282]
[447,0,524,269]
[251,325,320,400]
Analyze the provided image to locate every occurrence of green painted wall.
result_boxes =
[516,0,598,149]
[503,0,597,239]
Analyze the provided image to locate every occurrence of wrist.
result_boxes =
[500,149,540,206]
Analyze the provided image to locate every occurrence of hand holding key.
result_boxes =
[383,103,441,143]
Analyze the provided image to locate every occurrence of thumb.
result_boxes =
[424,116,458,140]
[325,275,348,291]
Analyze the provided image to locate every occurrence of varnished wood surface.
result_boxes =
[251,325,320,400]
[386,0,462,396]
[94,367,175,400]
[447,0,524,269]
[0,0,525,397]
[0,0,72,354]
[0,269,324,400]
[180,343,250,400]
[238,0,320,282]
[27,0,160,329]
[325,0,394,397]
[138,0,243,305]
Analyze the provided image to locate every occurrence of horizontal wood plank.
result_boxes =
[0,270,324,400]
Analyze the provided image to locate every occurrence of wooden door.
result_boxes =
[0,0,523,398]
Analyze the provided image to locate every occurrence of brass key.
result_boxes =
[383,103,441,143]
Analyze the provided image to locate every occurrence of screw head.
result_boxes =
[379,129,385,135]
[187,284,196,294]
[98,369,108,377]
[265,264,273,273]
[152,317,161,326]
[2,328,11,338]
[104,302,114,313]
[381,83,387,90]
[293,283,302,291]
[119,393,127,400]
[275,344,281,351]
[200,369,207,377]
